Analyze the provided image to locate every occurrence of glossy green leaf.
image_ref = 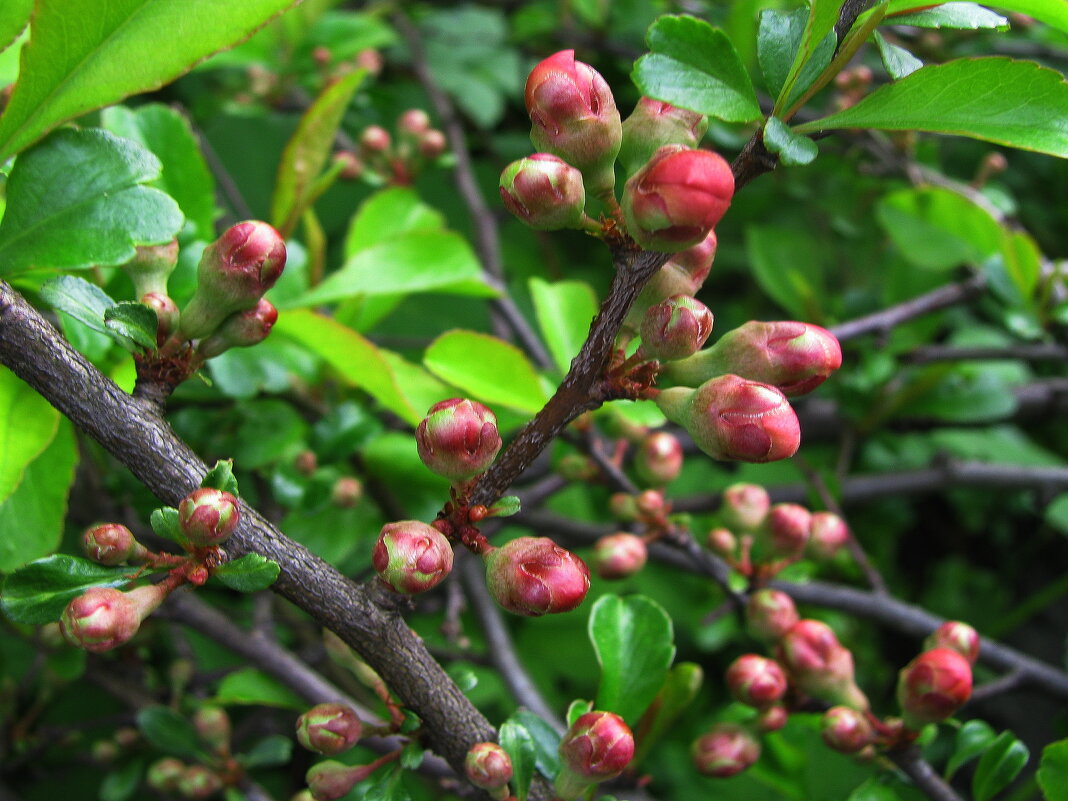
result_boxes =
[745,225,825,320]
[511,709,563,780]
[0,129,183,276]
[890,2,1008,29]
[39,276,116,337]
[101,104,216,240]
[763,116,818,165]
[757,8,836,107]
[213,554,280,592]
[201,460,240,496]
[0,552,133,624]
[213,667,305,709]
[488,495,521,518]
[632,662,703,766]
[343,187,445,255]
[1037,739,1068,801]
[846,780,906,801]
[271,69,364,237]
[529,277,598,374]
[981,0,1068,33]
[424,330,548,414]
[0,0,31,54]
[499,718,537,801]
[589,594,676,725]
[973,730,1028,801]
[566,698,593,727]
[150,506,181,542]
[99,757,144,801]
[947,719,997,779]
[796,58,1068,158]
[104,302,158,351]
[0,368,59,506]
[0,0,301,160]
[775,0,843,114]
[239,735,293,768]
[874,31,924,79]
[0,420,77,573]
[632,15,761,122]
[137,706,204,760]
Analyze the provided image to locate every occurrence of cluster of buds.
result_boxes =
[338,109,448,186]
[555,711,635,800]
[146,758,224,798]
[484,536,590,616]
[296,703,364,756]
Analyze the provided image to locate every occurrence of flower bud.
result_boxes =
[634,430,684,486]
[60,587,141,652]
[176,764,223,799]
[593,533,648,580]
[333,150,363,180]
[656,377,800,463]
[418,129,447,159]
[778,620,869,710]
[296,703,363,756]
[755,704,788,733]
[416,399,502,483]
[355,48,382,75]
[924,621,980,665]
[706,527,737,559]
[484,536,590,616]
[667,321,842,397]
[178,221,287,339]
[806,511,849,560]
[761,503,812,560]
[821,706,874,754]
[360,125,391,154]
[897,648,972,730]
[140,292,180,346]
[122,239,179,297]
[500,153,587,231]
[82,523,146,566]
[608,492,638,522]
[639,295,714,362]
[720,483,770,532]
[147,757,185,792]
[619,97,709,176]
[634,488,667,518]
[194,706,231,753]
[621,145,733,252]
[306,760,377,801]
[691,723,760,778]
[746,589,799,643]
[726,654,788,709]
[558,711,634,783]
[177,488,241,548]
[196,298,278,358]
[625,230,718,332]
[372,520,454,595]
[465,742,513,795]
[525,50,622,196]
[398,109,431,137]
[331,476,363,508]
[558,453,598,482]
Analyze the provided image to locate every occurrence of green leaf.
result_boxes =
[488,496,521,518]
[271,69,364,238]
[213,667,305,709]
[529,277,598,375]
[874,31,924,80]
[39,276,116,336]
[775,0,843,114]
[239,734,293,769]
[889,2,1009,29]
[632,15,761,123]
[796,58,1068,158]
[343,187,445,254]
[100,104,216,240]
[213,554,280,592]
[0,0,301,160]
[201,460,240,496]
[566,698,593,727]
[947,719,997,779]
[757,8,836,107]
[0,420,78,573]
[0,129,183,276]
[423,330,548,414]
[400,740,425,770]
[0,553,134,624]
[589,594,676,725]
[0,368,59,506]
[510,710,563,781]
[978,0,1068,34]
[0,0,31,55]
[973,730,1029,801]
[1037,739,1068,801]
[150,507,181,541]
[104,302,158,351]
[744,225,825,320]
[846,779,906,801]
[99,757,144,801]
[137,706,204,760]
[762,116,818,166]
[499,719,537,801]
[631,662,703,766]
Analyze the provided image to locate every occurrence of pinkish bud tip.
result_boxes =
[808,511,850,560]
[593,533,648,580]
[177,487,241,547]
[500,153,587,230]
[82,523,141,566]
[692,723,760,778]
[726,654,789,709]
[745,589,799,643]
[416,398,502,483]
[778,619,869,710]
[634,430,684,486]
[558,711,635,782]
[639,294,714,362]
[296,703,363,756]
[372,520,454,595]
[197,297,278,358]
[720,483,770,532]
[924,621,980,665]
[897,647,972,730]
[60,587,141,652]
[821,706,875,753]
[465,742,514,792]
[484,536,590,616]
[619,97,710,175]
[761,503,812,560]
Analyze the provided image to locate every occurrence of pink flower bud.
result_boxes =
[808,512,849,559]
[691,723,760,778]
[634,488,667,518]
[147,757,186,792]
[619,97,709,175]
[140,292,180,346]
[634,430,684,486]
[500,153,586,231]
[639,295,714,361]
[296,703,363,756]
[608,492,638,522]
[621,145,734,252]
[558,711,634,782]
[333,150,363,180]
[593,533,648,580]
[558,453,598,482]
[656,377,800,463]
[762,503,812,559]
[60,587,141,652]
[726,654,788,709]
[372,521,454,595]
[355,48,383,75]
[755,704,788,733]
[897,648,972,730]
[398,109,431,136]
[196,298,278,358]
[306,760,367,801]
[176,765,223,799]
[778,620,869,710]
[82,523,143,566]
[331,476,363,508]
[721,483,770,532]
[177,488,241,547]
[626,230,718,331]
[525,50,622,196]
[122,239,179,297]
[418,129,447,159]
[465,742,513,793]
[194,706,231,752]
[484,536,590,616]
[746,589,799,643]
[706,527,737,559]
[821,706,875,753]
[360,125,391,154]
[416,399,502,483]
[924,621,980,665]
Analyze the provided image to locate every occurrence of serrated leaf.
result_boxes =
[39,276,116,336]
[0,368,59,506]
[763,116,818,165]
[213,554,280,592]
[104,302,158,351]
[874,31,924,79]
[889,2,1009,29]
[947,719,997,779]
[632,15,761,123]
[201,460,240,496]
[239,734,292,768]
[0,129,183,276]
[973,730,1028,801]
[424,330,548,414]
[0,554,135,624]
[1037,739,1068,801]
[796,58,1068,158]
[0,0,301,161]
[137,706,204,760]
[499,719,537,801]
[213,667,305,709]
[529,277,598,375]
[150,507,181,541]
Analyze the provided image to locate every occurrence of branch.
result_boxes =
[904,343,1068,364]
[890,746,966,801]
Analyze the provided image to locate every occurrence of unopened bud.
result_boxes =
[924,621,980,665]
[821,706,874,753]
[194,706,231,753]
[726,654,788,709]
[634,430,684,486]
[196,298,278,358]
[176,764,223,799]
[416,399,502,483]
[294,450,318,476]
[608,492,638,522]
[593,533,648,580]
[331,476,363,508]
[465,742,513,795]
[897,648,972,730]
[372,520,454,595]
[91,739,119,763]
[760,503,812,560]
[625,230,718,334]
[418,129,447,159]
[557,711,634,788]
[333,151,363,180]
[296,703,363,756]
[619,97,709,175]
[355,49,382,75]
[706,527,737,559]
[720,483,770,532]
[306,760,376,801]
[398,109,431,136]
[634,488,667,519]
[60,587,141,652]
[484,536,590,616]
[177,488,241,548]
[778,620,869,710]
[558,453,598,482]
[82,523,145,566]
[692,723,760,778]
[755,704,788,733]
[500,154,586,231]
[360,125,391,154]
[640,295,714,362]
[140,292,180,346]
[122,239,179,297]
[746,589,799,643]
[808,512,849,559]
[147,757,186,792]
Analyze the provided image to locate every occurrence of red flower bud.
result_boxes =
[762,503,812,559]
[122,239,179,297]
[418,129,447,159]
[924,621,980,665]
[176,765,222,800]
[372,520,454,595]
[465,742,513,793]
[355,48,383,75]
[306,760,369,801]
[621,145,733,252]
[755,704,788,733]
[360,125,391,154]
[197,298,278,358]
[140,292,180,346]
[416,399,502,483]
[397,109,430,136]
[177,488,241,547]
[626,230,717,332]
[692,723,760,778]
[194,706,231,753]
[558,711,634,782]
[656,376,800,463]
[634,430,684,486]
[619,97,709,176]
[484,536,590,616]
[593,533,648,580]
[706,527,737,559]
[720,483,770,532]
[525,50,622,196]
[296,703,363,756]
[500,153,586,230]
[331,476,363,508]
[726,654,788,709]
[808,512,849,559]
[778,620,869,710]
[60,587,141,652]
[82,523,144,566]
[897,648,972,730]
[634,488,667,518]
[746,589,799,643]
[640,294,714,361]
[821,706,875,754]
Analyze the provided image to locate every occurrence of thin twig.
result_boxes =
[904,343,1068,364]
[890,746,966,801]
